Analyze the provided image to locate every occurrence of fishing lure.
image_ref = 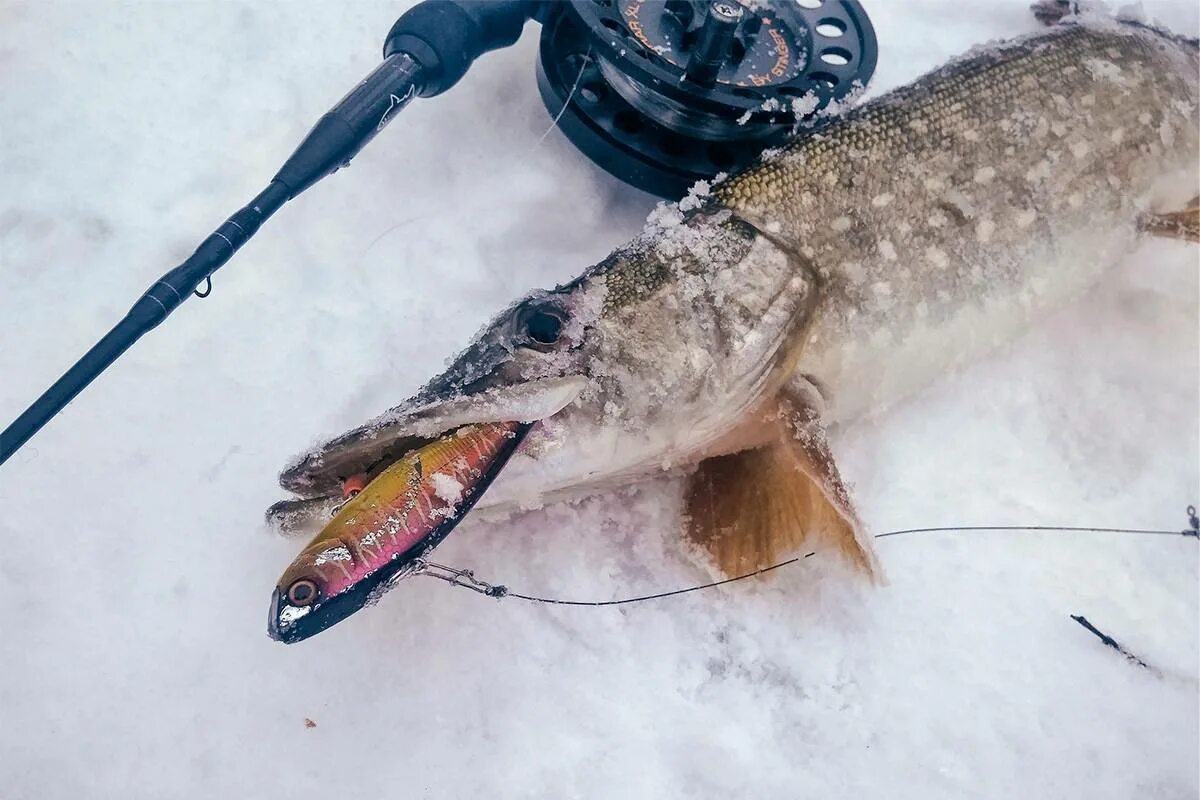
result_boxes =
[269,421,527,643]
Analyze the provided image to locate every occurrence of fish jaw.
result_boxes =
[278,277,608,502]
[279,375,588,498]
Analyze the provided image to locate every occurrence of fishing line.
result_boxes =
[415,507,1199,606]
[353,44,595,271]
[536,46,593,145]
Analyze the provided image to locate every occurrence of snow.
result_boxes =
[0,1,1197,798]
[432,473,466,506]
[313,546,351,565]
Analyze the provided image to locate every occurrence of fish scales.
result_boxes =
[714,23,1198,421]
[273,21,1199,604]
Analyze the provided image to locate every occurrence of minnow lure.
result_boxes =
[269,421,527,642]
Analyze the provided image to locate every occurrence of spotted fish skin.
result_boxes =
[277,20,1198,527]
[714,21,1199,421]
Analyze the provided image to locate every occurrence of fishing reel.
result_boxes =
[0,0,877,467]
[537,0,877,196]
[386,0,877,197]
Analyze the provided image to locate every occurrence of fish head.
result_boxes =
[277,209,814,523]
[277,281,600,502]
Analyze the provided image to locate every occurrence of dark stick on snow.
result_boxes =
[1070,615,1152,670]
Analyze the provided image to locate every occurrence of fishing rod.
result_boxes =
[0,0,877,467]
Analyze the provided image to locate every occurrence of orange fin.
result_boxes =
[1140,197,1199,243]
[683,385,879,579]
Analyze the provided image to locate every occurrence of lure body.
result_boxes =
[269,422,525,642]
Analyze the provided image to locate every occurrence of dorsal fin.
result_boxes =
[683,384,880,579]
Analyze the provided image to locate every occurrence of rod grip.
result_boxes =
[384,1,536,96]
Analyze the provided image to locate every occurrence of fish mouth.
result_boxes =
[278,375,588,501]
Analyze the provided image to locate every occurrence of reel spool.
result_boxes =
[537,0,878,199]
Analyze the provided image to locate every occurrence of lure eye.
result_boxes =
[526,308,564,345]
[287,579,319,606]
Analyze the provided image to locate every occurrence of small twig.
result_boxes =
[1070,614,1152,670]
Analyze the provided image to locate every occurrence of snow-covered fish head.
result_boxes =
[271,208,814,535]
[273,280,600,505]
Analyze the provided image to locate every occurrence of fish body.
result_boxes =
[438,20,1194,510]
[270,20,1199,639]
[717,20,1199,425]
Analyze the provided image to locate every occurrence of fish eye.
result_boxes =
[287,579,319,606]
[525,307,564,345]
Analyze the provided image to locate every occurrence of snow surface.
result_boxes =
[1,2,1197,798]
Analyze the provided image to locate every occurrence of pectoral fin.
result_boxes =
[1140,196,1199,243]
[683,384,880,579]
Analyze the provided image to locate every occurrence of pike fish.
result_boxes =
[267,20,1199,643]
